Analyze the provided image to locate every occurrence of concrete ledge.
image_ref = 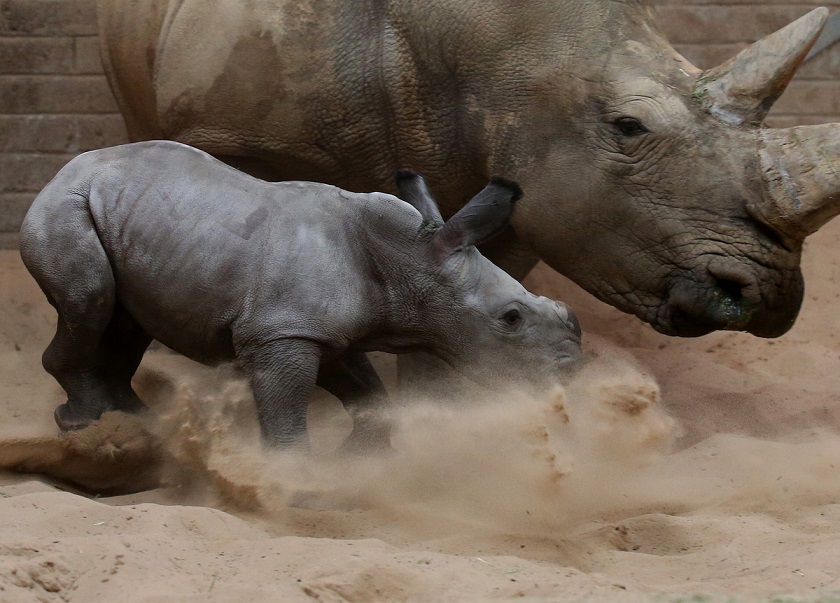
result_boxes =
[0,193,33,231]
[0,114,126,153]
[0,153,76,193]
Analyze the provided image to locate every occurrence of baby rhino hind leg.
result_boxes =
[96,303,152,415]
[23,207,139,430]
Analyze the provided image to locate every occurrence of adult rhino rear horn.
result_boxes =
[701,8,829,126]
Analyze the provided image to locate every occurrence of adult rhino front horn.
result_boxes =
[701,8,840,241]
[97,0,840,337]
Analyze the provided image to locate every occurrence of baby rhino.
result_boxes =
[19,141,582,450]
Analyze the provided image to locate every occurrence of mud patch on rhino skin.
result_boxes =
[164,32,288,138]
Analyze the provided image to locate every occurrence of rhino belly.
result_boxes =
[111,267,240,366]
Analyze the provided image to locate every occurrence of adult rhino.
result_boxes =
[97,0,840,338]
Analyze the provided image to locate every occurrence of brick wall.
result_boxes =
[1,0,839,248]
[0,0,125,248]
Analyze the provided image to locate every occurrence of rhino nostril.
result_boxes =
[708,269,755,328]
[666,270,755,336]
[713,276,744,303]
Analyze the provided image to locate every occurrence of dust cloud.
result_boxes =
[14,342,831,545]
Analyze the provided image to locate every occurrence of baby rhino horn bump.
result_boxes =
[701,8,828,125]
[756,124,840,239]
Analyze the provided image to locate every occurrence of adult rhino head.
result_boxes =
[501,6,840,337]
[98,1,840,337]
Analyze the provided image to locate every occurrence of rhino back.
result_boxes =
[141,0,390,187]
[100,0,620,206]
[80,142,407,357]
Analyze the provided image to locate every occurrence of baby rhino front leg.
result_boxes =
[317,350,391,453]
[240,338,322,448]
[241,341,391,452]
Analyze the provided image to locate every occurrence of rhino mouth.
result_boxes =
[653,270,803,338]
[556,339,584,374]
[665,277,752,337]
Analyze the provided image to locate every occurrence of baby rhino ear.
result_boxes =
[396,169,444,227]
[432,178,522,258]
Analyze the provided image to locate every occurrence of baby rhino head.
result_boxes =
[397,171,583,391]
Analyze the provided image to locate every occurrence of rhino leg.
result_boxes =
[97,303,152,414]
[239,338,322,448]
[47,319,118,431]
[34,240,121,431]
[317,350,391,453]
[52,303,151,429]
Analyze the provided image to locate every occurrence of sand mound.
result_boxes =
[0,412,161,494]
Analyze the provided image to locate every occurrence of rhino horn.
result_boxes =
[754,124,840,239]
[700,8,828,125]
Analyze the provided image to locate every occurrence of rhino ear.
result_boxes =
[432,178,522,258]
[396,169,444,227]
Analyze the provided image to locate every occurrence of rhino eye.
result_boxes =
[502,308,523,327]
[614,117,649,137]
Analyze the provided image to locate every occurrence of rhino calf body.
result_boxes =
[19,141,582,449]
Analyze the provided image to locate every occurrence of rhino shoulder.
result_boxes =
[352,190,426,234]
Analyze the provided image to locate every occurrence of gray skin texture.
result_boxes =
[96,0,840,339]
[18,141,582,449]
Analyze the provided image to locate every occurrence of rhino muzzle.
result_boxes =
[655,7,837,338]
[666,267,803,339]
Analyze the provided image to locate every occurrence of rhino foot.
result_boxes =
[339,414,392,456]
[54,402,101,431]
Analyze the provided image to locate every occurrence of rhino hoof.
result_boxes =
[339,423,393,456]
[54,403,98,431]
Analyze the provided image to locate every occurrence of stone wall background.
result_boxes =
[1,0,839,247]
[1,0,124,247]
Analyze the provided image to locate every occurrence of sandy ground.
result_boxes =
[1,216,839,602]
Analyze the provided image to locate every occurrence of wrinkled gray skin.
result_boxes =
[97,0,840,338]
[19,141,582,449]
